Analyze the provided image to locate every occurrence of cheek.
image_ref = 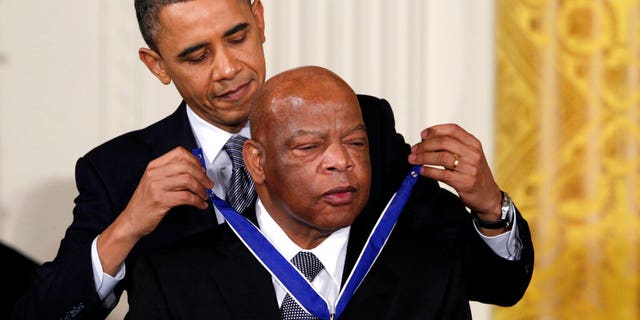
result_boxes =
[172,70,210,96]
[353,151,371,178]
[354,153,372,206]
[237,41,265,74]
[278,163,318,196]
[271,163,322,209]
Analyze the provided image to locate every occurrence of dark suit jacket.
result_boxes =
[12,96,533,319]
[126,177,524,319]
[0,242,39,319]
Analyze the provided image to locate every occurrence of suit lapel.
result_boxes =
[342,203,378,285]
[144,101,199,159]
[210,224,281,319]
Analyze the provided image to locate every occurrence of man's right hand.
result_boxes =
[97,147,213,275]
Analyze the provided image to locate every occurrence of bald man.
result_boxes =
[126,66,522,319]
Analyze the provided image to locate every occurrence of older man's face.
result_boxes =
[259,90,371,235]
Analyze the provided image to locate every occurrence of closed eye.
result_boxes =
[228,32,247,45]
[296,144,319,151]
[345,137,368,148]
[186,51,209,64]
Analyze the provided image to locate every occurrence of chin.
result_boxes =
[319,215,358,231]
[225,118,249,128]
[219,114,249,130]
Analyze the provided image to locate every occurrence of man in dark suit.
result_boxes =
[13,0,532,319]
[127,66,532,319]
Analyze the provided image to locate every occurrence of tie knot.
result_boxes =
[291,251,324,282]
[223,135,248,168]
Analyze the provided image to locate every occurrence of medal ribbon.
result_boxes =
[193,148,421,320]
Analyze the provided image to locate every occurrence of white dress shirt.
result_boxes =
[255,198,348,314]
[475,215,521,260]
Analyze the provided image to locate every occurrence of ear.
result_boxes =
[243,139,266,185]
[251,0,266,43]
[139,48,172,85]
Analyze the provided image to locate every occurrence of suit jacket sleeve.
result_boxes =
[357,94,533,306]
[11,156,122,320]
[11,104,213,320]
[464,205,534,306]
[411,181,534,306]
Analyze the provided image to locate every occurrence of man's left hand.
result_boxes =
[408,123,502,220]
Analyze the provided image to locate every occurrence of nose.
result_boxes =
[211,48,241,81]
[321,143,353,174]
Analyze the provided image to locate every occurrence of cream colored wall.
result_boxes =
[0,1,495,319]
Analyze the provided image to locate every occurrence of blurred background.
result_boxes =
[0,0,638,319]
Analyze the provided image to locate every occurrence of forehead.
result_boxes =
[156,0,251,44]
[270,96,363,135]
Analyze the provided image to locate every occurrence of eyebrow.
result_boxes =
[177,23,250,58]
[224,22,249,37]
[178,43,208,58]
[286,130,322,143]
[346,124,367,135]
[285,123,367,143]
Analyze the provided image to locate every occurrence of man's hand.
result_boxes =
[121,147,213,237]
[98,147,213,275]
[408,124,503,224]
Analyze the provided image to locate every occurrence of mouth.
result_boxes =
[215,80,252,102]
[322,186,356,206]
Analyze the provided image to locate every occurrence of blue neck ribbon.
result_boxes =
[192,148,421,320]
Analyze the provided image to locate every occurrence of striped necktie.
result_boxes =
[222,135,256,213]
[280,251,324,320]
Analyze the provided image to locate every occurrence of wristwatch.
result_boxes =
[471,191,513,229]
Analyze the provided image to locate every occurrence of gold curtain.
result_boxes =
[495,0,640,319]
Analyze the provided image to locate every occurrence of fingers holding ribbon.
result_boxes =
[408,124,502,215]
[409,125,468,175]
[122,147,214,238]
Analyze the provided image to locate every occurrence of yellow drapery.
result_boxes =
[495,0,640,319]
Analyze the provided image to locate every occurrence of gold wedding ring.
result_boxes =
[452,154,460,170]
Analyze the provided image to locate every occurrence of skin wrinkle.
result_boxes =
[245,66,370,249]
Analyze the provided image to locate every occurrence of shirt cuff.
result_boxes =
[474,213,522,261]
[91,235,126,308]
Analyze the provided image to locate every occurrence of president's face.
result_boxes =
[143,0,266,133]
[260,92,371,235]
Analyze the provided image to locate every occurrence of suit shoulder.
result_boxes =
[82,129,147,163]
[80,104,188,165]
[356,94,397,128]
[84,115,170,158]
[357,94,392,111]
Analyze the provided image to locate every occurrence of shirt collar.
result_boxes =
[255,198,350,287]
[185,104,251,164]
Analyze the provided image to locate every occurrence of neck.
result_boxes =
[284,227,332,250]
[188,105,248,134]
[211,120,247,134]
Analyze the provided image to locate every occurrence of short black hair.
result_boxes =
[134,0,253,53]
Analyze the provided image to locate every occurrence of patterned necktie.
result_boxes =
[280,251,325,320]
[222,135,256,213]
